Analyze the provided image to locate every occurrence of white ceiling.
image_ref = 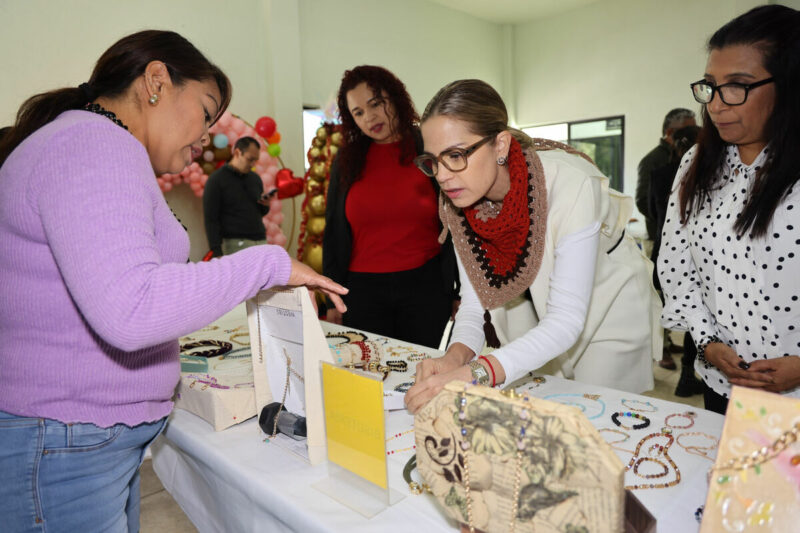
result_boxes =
[424,0,602,24]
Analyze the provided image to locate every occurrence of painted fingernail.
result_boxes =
[738,361,751,370]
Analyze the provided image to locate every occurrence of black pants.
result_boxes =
[343,255,452,349]
[703,382,730,415]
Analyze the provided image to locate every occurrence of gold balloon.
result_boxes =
[306,216,326,236]
[313,137,325,148]
[315,126,328,140]
[309,162,328,181]
[309,194,326,216]
[308,146,322,161]
[328,144,339,158]
[214,146,231,161]
[201,162,216,175]
[303,243,323,273]
[330,132,343,146]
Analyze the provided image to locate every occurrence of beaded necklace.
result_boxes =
[624,431,681,490]
[675,432,718,461]
[84,102,128,130]
[664,411,696,429]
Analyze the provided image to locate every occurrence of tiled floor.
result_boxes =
[139,332,704,532]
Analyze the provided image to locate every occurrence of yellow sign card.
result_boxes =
[321,363,387,489]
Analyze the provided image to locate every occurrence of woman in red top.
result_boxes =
[323,65,458,348]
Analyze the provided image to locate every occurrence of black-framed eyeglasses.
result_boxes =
[414,136,494,177]
[690,77,774,106]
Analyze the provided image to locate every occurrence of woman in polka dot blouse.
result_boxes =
[659,5,800,414]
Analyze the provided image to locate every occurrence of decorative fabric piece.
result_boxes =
[439,138,592,313]
[700,386,800,532]
[415,381,625,533]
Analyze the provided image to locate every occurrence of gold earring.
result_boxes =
[149,94,159,105]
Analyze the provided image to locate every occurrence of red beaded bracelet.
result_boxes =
[479,355,496,387]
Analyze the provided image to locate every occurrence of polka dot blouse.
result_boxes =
[659,144,800,399]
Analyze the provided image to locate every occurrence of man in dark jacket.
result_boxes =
[203,136,276,257]
[636,108,696,241]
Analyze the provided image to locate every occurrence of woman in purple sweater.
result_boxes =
[0,30,346,532]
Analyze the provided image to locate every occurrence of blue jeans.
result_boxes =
[0,410,166,533]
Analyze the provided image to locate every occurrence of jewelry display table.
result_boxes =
[153,366,722,533]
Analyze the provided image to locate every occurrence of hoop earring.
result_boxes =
[497,156,507,165]
[149,94,159,105]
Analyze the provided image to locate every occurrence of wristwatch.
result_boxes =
[468,361,491,386]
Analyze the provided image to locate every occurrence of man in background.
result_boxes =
[203,136,276,257]
[636,108,696,369]
[636,108,696,241]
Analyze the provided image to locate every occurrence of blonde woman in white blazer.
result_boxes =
[406,80,660,413]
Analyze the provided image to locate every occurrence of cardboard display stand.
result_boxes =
[247,287,333,465]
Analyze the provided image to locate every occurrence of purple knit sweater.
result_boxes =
[0,111,292,427]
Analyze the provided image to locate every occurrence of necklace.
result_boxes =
[620,399,657,412]
[611,411,651,430]
[624,431,681,490]
[386,428,415,456]
[268,348,304,439]
[179,340,233,358]
[84,102,129,130]
[664,411,696,429]
[544,393,606,420]
[676,432,718,461]
[599,428,633,453]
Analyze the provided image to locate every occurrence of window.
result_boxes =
[522,116,624,191]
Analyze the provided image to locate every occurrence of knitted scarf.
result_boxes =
[462,138,532,285]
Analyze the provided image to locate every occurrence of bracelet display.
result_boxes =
[696,335,723,369]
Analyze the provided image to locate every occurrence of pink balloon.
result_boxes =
[232,120,247,134]
[162,182,173,192]
[269,197,281,212]
[271,213,285,224]
[217,113,232,129]
[272,234,287,247]
[201,174,208,185]
[195,188,204,197]
[190,182,201,192]
[203,150,214,162]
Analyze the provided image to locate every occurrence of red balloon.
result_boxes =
[275,168,304,199]
[255,116,277,139]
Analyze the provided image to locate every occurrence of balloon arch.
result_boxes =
[156,112,303,249]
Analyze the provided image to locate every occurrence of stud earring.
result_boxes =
[149,94,159,105]
[497,156,507,165]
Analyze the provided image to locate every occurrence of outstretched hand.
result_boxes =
[287,259,348,313]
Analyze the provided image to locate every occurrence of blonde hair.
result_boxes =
[421,79,533,150]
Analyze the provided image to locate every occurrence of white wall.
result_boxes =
[2,0,796,257]
[0,0,286,261]
[512,0,764,201]
[298,0,506,114]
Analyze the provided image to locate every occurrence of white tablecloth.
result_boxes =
[152,373,722,533]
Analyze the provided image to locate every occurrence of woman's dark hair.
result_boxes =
[335,65,418,188]
[679,4,800,237]
[0,30,231,166]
